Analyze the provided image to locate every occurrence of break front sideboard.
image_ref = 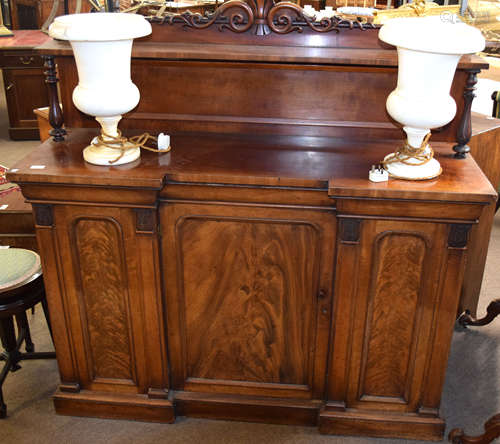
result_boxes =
[7,7,498,441]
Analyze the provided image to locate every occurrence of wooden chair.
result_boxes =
[451,266,500,443]
[449,415,500,444]
[0,248,55,418]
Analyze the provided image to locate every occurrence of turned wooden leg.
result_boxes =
[0,317,21,372]
[0,316,21,419]
[458,299,500,328]
[15,312,34,353]
[43,55,66,142]
[449,414,500,444]
[41,297,53,342]
[453,69,480,159]
[0,385,5,418]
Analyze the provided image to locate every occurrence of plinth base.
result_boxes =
[319,408,445,441]
[53,389,446,441]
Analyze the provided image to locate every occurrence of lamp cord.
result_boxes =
[93,130,171,164]
[383,132,433,167]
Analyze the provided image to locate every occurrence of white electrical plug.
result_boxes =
[158,133,170,150]
[369,164,389,182]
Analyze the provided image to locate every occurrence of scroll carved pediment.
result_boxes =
[133,0,375,35]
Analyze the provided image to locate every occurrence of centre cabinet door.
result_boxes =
[160,202,336,400]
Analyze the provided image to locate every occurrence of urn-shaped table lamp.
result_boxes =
[49,13,152,165]
[379,16,485,180]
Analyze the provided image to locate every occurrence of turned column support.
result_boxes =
[453,69,480,159]
[43,55,67,142]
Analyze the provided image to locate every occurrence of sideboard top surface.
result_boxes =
[8,129,496,203]
[37,38,488,70]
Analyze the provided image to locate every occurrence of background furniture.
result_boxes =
[462,112,500,315]
[9,0,92,30]
[33,106,53,142]
[450,296,500,443]
[449,414,500,444]
[0,188,36,250]
[0,248,55,418]
[0,31,50,140]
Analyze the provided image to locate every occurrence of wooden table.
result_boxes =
[8,129,496,441]
[0,187,36,250]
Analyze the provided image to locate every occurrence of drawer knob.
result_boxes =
[318,289,327,300]
[19,56,34,65]
[5,83,13,91]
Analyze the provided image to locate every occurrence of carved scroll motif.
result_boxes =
[158,0,254,33]
[148,0,374,35]
[267,2,372,34]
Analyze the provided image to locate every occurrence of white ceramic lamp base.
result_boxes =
[383,148,441,180]
[83,115,140,166]
[383,126,442,180]
[83,140,140,166]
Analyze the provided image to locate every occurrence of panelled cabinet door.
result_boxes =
[161,202,336,400]
[48,205,167,395]
[2,67,48,137]
[328,218,465,414]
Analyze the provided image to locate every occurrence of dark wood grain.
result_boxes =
[73,218,133,382]
[37,34,488,68]
[49,54,474,143]
[361,232,427,400]
[180,217,317,384]
[162,202,335,400]
[7,130,496,205]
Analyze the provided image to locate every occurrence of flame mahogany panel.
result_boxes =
[180,217,317,384]
[73,217,134,383]
[360,232,427,401]
[341,220,449,413]
[46,204,168,398]
[161,202,336,400]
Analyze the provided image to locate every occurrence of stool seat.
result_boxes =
[0,248,41,293]
[0,248,55,418]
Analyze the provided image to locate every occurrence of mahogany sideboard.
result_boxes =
[8,129,496,441]
[35,20,494,317]
[7,16,499,441]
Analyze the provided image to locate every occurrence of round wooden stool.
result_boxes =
[0,248,56,418]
